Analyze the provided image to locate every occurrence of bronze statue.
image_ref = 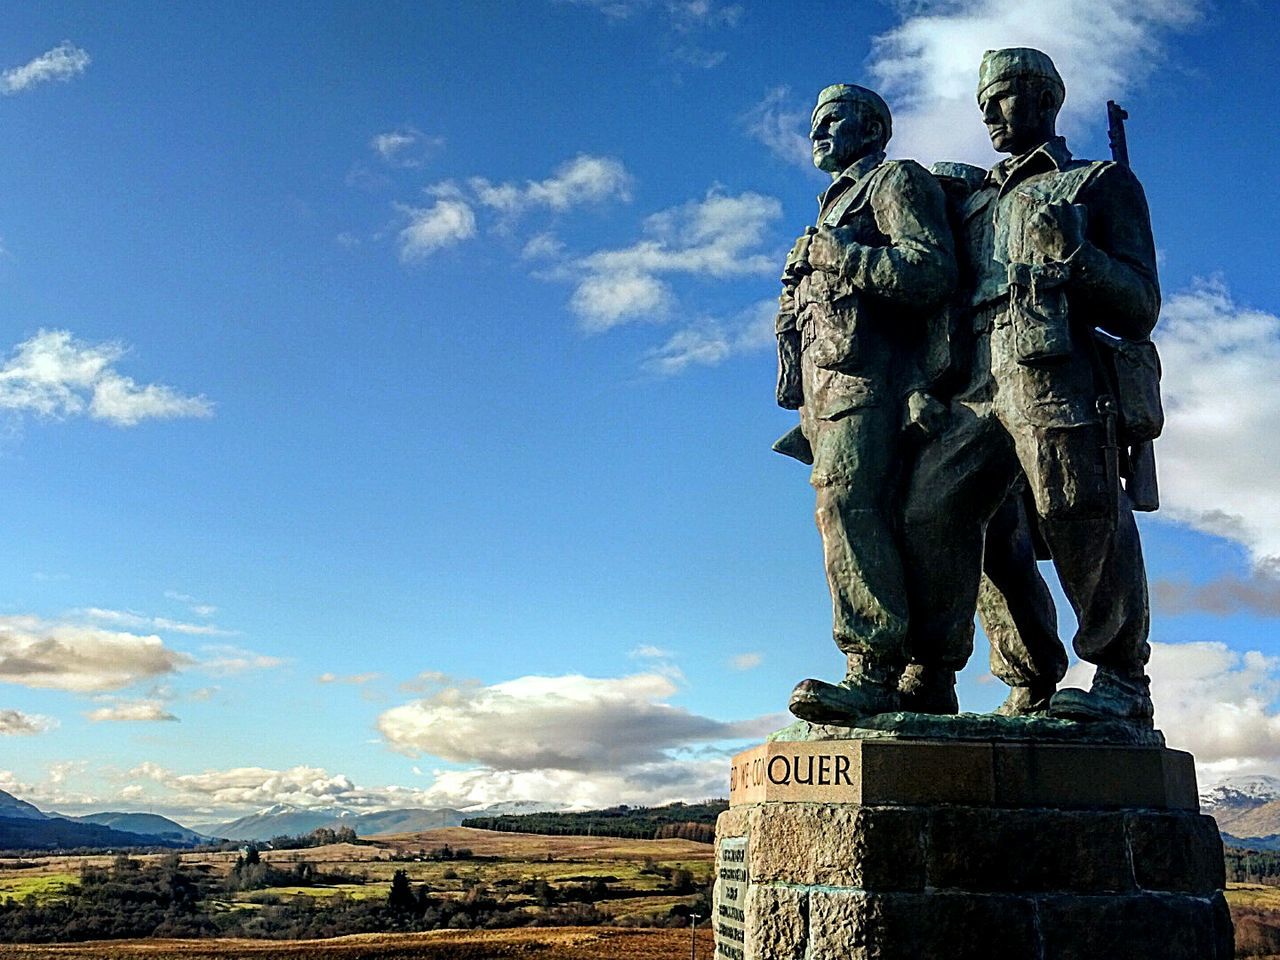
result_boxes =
[900,47,1162,724]
[774,84,957,725]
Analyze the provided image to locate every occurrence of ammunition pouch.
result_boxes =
[1007,261,1073,365]
[1090,332,1164,443]
[799,294,864,372]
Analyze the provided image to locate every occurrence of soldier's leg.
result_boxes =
[900,403,1020,707]
[980,487,1067,716]
[1010,421,1152,722]
[790,405,908,725]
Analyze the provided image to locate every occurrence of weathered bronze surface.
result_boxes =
[776,49,1163,732]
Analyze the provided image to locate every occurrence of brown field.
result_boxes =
[0,926,715,959]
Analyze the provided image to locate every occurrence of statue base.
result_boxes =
[713,738,1233,959]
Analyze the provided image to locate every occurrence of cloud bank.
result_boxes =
[0,615,191,692]
[1155,281,1280,570]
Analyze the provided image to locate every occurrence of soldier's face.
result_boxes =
[980,80,1050,155]
[810,102,876,173]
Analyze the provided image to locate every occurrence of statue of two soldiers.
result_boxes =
[776,48,1162,729]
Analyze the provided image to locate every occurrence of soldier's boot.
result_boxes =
[898,663,959,714]
[788,654,901,726]
[1049,667,1154,724]
[995,683,1055,717]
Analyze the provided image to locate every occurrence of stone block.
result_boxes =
[1037,893,1229,960]
[747,803,925,889]
[1126,811,1226,893]
[860,740,996,806]
[809,890,1039,960]
[927,808,1132,893]
[744,883,806,960]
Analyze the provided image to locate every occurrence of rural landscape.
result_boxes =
[0,782,1279,957]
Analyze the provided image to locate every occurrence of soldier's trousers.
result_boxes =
[901,399,1150,676]
[803,403,908,665]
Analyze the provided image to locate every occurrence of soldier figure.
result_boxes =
[775,84,956,725]
[901,48,1161,723]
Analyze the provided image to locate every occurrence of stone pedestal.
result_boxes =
[713,738,1233,960]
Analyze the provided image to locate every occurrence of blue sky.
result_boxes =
[1,0,1278,821]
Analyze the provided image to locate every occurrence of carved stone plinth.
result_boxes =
[713,739,1233,960]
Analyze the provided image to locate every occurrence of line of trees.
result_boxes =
[463,801,727,843]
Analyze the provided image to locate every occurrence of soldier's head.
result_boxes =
[810,85,892,175]
[977,48,1065,156]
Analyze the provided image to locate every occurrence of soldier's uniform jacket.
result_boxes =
[958,137,1160,430]
[778,151,955,423]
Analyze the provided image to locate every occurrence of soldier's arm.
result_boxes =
[776,290,803,409]
[838,160,957,312]
[1066,162,1160,340]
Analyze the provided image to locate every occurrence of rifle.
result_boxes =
[1102,101,1161,511]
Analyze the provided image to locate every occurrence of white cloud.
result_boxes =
[317,671,381,685]
[522,232,566,260]
[645,297,776,374]
[570,190,781,330]
[417,760,728,810]
[730,652,762,671]
[744,86,814,169]
[0,615,190,692]
[197,644,286,676]
[86,698,178,723]
[0,708,56,735]
[396,199,477,261]
[629,645,674,660]
[371,125,443,167]
[869,0,1203,165]
[0,330,212,426]
[76,607,234,637]
[377,672,777,773]
[1154,280,1280,569]
[470,154,631,215]
[1,42,90,95]
[1066,640,1280,781]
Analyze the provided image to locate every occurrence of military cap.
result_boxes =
[812,84,892,145]
[977,47,1064,100]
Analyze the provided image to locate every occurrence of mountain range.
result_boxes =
[0,788,568,848]
[1200,775,1280,849]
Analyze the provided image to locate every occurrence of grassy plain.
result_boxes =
[0,926,716,959]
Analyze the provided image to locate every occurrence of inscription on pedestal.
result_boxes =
[715,835,748,959]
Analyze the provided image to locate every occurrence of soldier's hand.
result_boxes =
[1027,200,1086,262]
[806,226,852,273]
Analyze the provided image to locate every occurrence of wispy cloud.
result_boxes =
[470,155,631,216]
[396,199,478,261]
[1153,574,1280,617]
[198,644,286,676]
[644,297,775,375]
[1155,280,1280,570]
[76,607,235,637]
[730,652,762,671]
[318,671,382,685]
[567,189,780,331]
[0,614,191,692]
[86,698,178,723]
[868,0,1203,164]
[370,125,443,167]
[1,42,90,96]
[0,708,56,735]
[394,154,630,263]
[744,86,814,169]
[0,330,212,427]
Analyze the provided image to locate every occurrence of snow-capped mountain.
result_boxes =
[1200,775,1280,810]
[1200,775,1280,844]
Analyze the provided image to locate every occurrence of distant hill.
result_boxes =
[195,801,566,842]
[0,789,47,821]
[1225,833,1280,852]
[1202,776,1280,841]
[0,815,187,851]
[463,800,728,843]
[67,811,209,844]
